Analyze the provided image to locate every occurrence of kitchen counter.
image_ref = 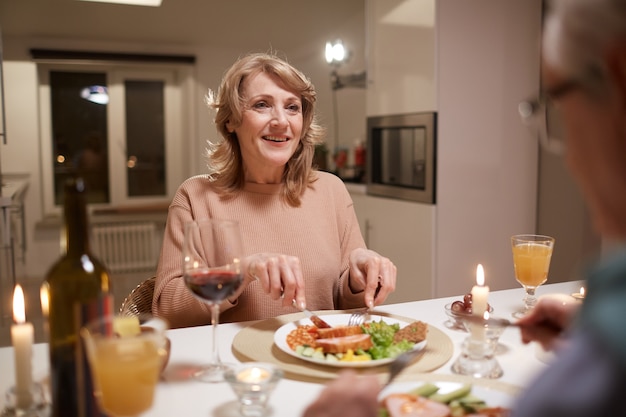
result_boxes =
[344,181,367,195]
[1,173,30,206]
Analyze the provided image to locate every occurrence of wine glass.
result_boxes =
[183,219,244,382]
[81,315,169,417]
[511,234,555,318]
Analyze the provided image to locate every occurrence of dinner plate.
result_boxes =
[380,378,517,411]
[273,313,427,368]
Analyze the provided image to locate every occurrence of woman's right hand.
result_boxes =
[244,253,306,309]
[515,294,580,351]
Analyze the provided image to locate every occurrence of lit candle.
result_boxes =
[571,286,586,301]
[236,365,271,393]
[40,283,49,318]
[11,285,34,409]
[237,366,271,384]
[470,264,489,341]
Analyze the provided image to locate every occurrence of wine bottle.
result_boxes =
[44,177,113,417]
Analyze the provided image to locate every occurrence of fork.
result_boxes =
[348,282,383,326]
[347,308,369,327]
[384,348,424,387]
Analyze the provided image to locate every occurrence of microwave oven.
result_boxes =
[366,112,437,204]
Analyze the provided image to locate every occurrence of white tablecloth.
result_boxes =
[0,281,583,417]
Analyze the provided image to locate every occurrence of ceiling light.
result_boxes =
[81,85,109,105]
[77,0,162,7]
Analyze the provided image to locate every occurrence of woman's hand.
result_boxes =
[244,253,306,308]
[303,370,380,417]
[348,248,397,308]
[515,294,580,351]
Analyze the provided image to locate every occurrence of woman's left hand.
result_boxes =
[348,248,396,308]
[245,253,306,308]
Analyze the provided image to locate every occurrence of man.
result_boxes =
[303,0,626,415]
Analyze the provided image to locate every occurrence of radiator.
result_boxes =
[92,222,159,273]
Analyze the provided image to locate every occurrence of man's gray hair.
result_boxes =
[544,0,626,80]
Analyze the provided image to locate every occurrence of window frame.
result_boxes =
[37,60,194,215]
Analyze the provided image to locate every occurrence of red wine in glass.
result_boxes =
[185,270,243,303]
[182,219,244,382]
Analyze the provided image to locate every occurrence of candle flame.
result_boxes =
[13,285,26,324]
[40,283,50,317]
[476,264,485,286]
[580,287,585,297]
[250,367,264,380]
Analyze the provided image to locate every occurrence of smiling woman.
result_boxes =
[153,52,397,329]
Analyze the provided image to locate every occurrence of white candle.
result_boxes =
[11,285,34,409]
[470,264,489,341]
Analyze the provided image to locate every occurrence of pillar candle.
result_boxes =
[11,285,34,409]
[470,264,489,341]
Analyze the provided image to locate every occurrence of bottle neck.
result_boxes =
[63,182,91,257]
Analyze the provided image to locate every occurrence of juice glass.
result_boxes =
[511,234,555,318]
[81,315,168,417]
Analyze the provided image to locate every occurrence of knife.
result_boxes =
[293,300,332,328]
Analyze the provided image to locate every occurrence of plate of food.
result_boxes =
[379,377,518,417]
[273,313,428,368]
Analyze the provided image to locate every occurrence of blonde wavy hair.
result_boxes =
[205,52,326,207]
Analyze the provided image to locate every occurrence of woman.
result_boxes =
[153,52,396,328]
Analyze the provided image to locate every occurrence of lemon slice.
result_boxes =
[113,316,141,337]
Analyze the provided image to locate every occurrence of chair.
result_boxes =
[119,276,156,316]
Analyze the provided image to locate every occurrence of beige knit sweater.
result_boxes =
[152,171,368,328]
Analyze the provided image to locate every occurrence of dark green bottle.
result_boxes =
[44,178,113,417]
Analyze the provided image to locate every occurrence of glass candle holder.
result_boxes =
[451,317,504,379]
[3,382,48,417]
[224,362,282,417]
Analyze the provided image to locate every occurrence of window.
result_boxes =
[37,59,193,214]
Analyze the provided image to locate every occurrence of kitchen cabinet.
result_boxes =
[350,190,435,304]
[365,0,436,116]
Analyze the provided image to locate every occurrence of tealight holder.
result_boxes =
[451,317,504,379]
[3,382,48,417]
[224,362,282,417]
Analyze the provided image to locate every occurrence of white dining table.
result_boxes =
[0,280,584,417]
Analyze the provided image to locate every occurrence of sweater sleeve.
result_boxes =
[152,180,237,328]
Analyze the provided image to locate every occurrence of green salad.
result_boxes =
[361,320,415,359]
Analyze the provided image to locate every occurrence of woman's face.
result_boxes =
[228,71,303,183]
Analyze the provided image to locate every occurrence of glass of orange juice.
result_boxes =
[511,234,555,318]
[81,315,168,417]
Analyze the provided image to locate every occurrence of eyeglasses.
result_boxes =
[518,79,582,155]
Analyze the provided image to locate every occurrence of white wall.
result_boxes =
[435,0,543,296]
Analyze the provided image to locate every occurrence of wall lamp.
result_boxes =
[324,40,367,91]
